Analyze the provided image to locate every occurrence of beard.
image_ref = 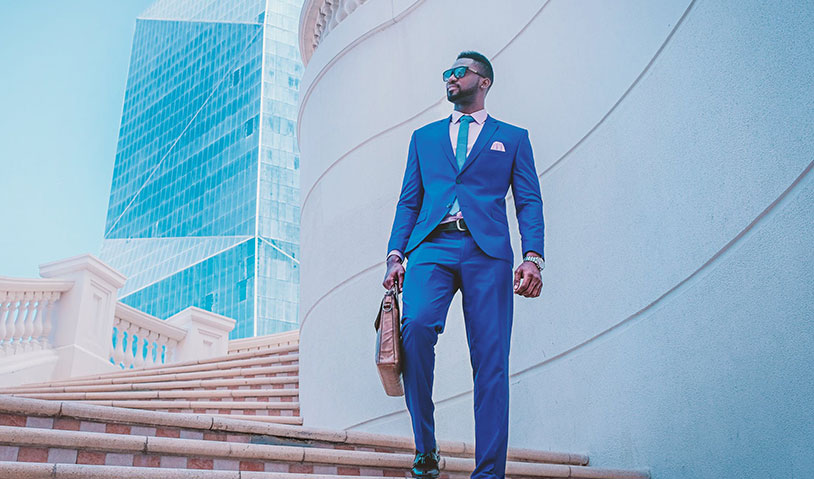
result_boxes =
[447,84,476,103]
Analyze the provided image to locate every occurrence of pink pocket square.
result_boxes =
[490,141,505,152]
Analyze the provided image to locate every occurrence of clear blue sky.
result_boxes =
[0,0,154,277]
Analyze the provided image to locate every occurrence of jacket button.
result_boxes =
[456,179,462,184]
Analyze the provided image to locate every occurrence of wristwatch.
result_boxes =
[523,255,545,272]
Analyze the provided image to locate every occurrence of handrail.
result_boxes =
[0,277,74,293]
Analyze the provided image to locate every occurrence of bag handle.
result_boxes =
[375,277,401,331]
[388,276,400,296]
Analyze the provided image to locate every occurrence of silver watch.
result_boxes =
[523,255,545,271]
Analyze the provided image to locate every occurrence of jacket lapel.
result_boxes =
[439,115,456,171]
[460,116,498,175]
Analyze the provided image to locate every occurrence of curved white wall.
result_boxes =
[297,1,814,477]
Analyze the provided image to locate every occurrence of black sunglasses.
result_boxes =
[442,66,486,82]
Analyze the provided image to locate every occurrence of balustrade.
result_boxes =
[110,303,186,369]
[1,256,236,386]
[0,278,71,357]
[301,0,368,63]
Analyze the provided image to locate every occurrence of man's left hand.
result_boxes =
[514,262,542,298]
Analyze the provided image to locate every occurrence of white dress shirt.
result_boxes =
[450,108,488,158]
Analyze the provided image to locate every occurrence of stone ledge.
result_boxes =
[0,396,586,466]
[0,425,648,477]
[14,388,299,401]
[3,376,297,394]
[16,353,299,387]
[0,462,390,478]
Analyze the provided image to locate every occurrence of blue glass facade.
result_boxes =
[102,0,303,338]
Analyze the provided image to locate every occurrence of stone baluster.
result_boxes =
[13,295,28,354]
[0,294,10,356]
[39,292,57,350]
[302,0,370,64]
[111,320,126,368]
[133,327,146,369]
[165,337,179,365]
[123,323,138,369]
[337,0,350,23]
[145,331,159,366]
[327,0,340,31]
[316,2,329,43]
[23,292,39,352]
[29,292,46,351]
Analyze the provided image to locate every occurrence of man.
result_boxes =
[382,51,545,479]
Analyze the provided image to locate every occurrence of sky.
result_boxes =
[0,0,154,278]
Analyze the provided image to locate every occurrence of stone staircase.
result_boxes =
[1,341,302,425]
[0,333,650,478]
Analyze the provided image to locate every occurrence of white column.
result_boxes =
[39,254,126,377]
[166,307,236,363]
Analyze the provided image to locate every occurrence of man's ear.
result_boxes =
[481,78,491,90]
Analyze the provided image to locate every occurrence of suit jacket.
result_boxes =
[387,115,545,262]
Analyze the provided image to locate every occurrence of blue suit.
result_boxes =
[387,115,545,479]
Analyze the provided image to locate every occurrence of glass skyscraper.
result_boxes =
[101,0,303,338]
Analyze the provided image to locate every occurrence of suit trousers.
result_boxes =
[401,228,514,479]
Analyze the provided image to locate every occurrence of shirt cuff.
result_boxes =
[387,250,404,262]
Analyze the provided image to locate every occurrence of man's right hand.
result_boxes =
[383,255,405,292]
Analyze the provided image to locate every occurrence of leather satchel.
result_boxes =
[374,279,404,396]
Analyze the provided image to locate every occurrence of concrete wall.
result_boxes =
[297,1,814,477]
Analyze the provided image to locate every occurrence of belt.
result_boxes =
[433,218,469,233]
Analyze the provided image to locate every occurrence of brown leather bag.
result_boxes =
[374,279,404,396]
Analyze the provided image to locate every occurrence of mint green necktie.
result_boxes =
[447,115,473,216]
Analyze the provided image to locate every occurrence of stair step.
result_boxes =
[1,375,299,394]
[0,462,393,478]
[0,396,585,465]
[26,354,299,386]
[0,365,299,391]
[10,388,299,401]
[57,400,300,410]
[27,343,300,385]
[208,415,303,425]
[0,426,648,478]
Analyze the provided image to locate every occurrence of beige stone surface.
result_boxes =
[569,465,651,479]
[145,435,229,457]
[54,463,240,478]
[0,395,61,416]
[304,447,410,468]
[227,441,305,461]
[0,425,146,452]
[39,352,298,385]
[0,462,54,478]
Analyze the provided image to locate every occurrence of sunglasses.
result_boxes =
[442,66,486,82]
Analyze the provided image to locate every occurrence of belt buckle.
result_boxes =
[455,218,466,231]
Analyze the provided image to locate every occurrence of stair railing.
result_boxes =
[111,302,186,369]
[0,277,73,357]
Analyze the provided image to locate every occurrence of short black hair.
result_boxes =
[457,51,494,85]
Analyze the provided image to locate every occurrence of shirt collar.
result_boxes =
[452,109,488,125]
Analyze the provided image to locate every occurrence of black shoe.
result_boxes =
[411,448,441,478]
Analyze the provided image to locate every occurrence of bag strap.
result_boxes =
[375,278,401,331]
